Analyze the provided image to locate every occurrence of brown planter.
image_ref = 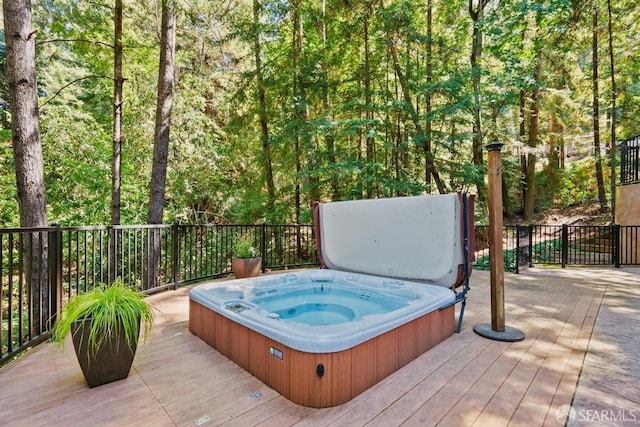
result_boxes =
[71,319,139,388]
[231,257,262,278]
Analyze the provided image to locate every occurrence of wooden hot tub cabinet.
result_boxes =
[188,299,455,408]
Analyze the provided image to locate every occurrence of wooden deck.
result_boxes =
[1,268,638,427]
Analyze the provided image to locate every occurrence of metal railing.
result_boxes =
[474,224,638,272]
[621,134,640,185]
[2,222,640,366]
[1,223,317,365]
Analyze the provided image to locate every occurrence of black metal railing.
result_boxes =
[473,224,639,272]
[621,134,640,185]
[1,223,317,366]
[2,222,640,366]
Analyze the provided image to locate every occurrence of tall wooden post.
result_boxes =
[487,141,505,331]
[474,142,525,342]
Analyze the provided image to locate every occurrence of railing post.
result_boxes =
[528,225,534,267]
[515,225,520,274]
[261,224,267,272]
[633,142,640,182]
[613,224,621,268]
[107,226,113,284]
[172,224,180,288]
[561,224,568,268]
[47,224,63,329]
[620,142,627,184]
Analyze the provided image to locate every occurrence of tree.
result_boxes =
[523,50,540,220]
[3,0,48,228]
[253,0,276,215]
[469,0,489,203]
[606,0,616,218]
[146,0,176,289]
[3,0,49,332]
[424,0,433,192]
[148,0,176,225]
[592,1,607,211]
[320,0,339,200]
[111,0,124,225]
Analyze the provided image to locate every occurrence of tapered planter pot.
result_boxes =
[231,257,262,279]
[71,319,139,388]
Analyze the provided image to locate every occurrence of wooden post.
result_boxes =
[487,141,505,332]
[474,141,525,342]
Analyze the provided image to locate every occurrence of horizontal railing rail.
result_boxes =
[2,222,639,365]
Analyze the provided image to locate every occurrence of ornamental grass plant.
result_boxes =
[51,279,154,359]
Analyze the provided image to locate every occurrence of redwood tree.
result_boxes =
[253,0,276,214]
[592,3,607,211]
[148,0,176,225]
[146,0,176,289]
[111,0,124,225]
[3,0,49,330]
[3,0,48,228]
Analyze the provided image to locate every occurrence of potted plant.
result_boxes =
[231,233,262,278]
[51,279,154,388]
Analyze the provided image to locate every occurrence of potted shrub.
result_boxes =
[231,233,262,278]
[51,279,154,388]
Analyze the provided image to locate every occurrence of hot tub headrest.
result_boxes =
[314,193,474,288]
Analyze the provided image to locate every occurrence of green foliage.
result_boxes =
[51,279,154,359]
[0,130,18,225]
[1,0,638,226]
[233,233,258,258]
[558,159,608,207]
[40,106,112,225]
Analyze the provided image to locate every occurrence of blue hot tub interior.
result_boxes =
[249,282,411,325]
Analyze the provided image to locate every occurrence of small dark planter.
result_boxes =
[231,256,262,278]
[71,319,139,388]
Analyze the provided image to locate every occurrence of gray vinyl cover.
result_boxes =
[318,194,462,287]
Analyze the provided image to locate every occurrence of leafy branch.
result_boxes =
[40,75,113,107]
[36,38,115,49]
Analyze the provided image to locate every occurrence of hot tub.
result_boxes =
[190,269,455,353]
[189,193,474,408]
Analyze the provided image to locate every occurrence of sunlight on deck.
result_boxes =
[1,268,639,426]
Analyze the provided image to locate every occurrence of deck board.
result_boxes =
[0,268,637,427]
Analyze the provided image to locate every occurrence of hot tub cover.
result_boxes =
[315,193,473,288]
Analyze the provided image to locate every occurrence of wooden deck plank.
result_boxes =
[1,269,637,427]
[432,271,579,427]
[471,279,591,426]
[510,286,606,426]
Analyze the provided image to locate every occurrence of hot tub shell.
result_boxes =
[189,193,474,408]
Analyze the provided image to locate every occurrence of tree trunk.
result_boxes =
[523,55,541,220]
[3,0,49,333]
[607,0,616,219]
[519,89,527,211]
[469,0,488,203]
[364,4,375,198]
[425,0,433,192]
[146,0,176,290]
[112,0,124,225]
[292,3,301,224]
[253,0,276,214]
[148,0,175,225]
[592,5,608,211]
[3,1,47,228]
[295,2,318,207]
[321,0,339,200]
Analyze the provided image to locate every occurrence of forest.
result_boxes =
[1,0,639,228]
